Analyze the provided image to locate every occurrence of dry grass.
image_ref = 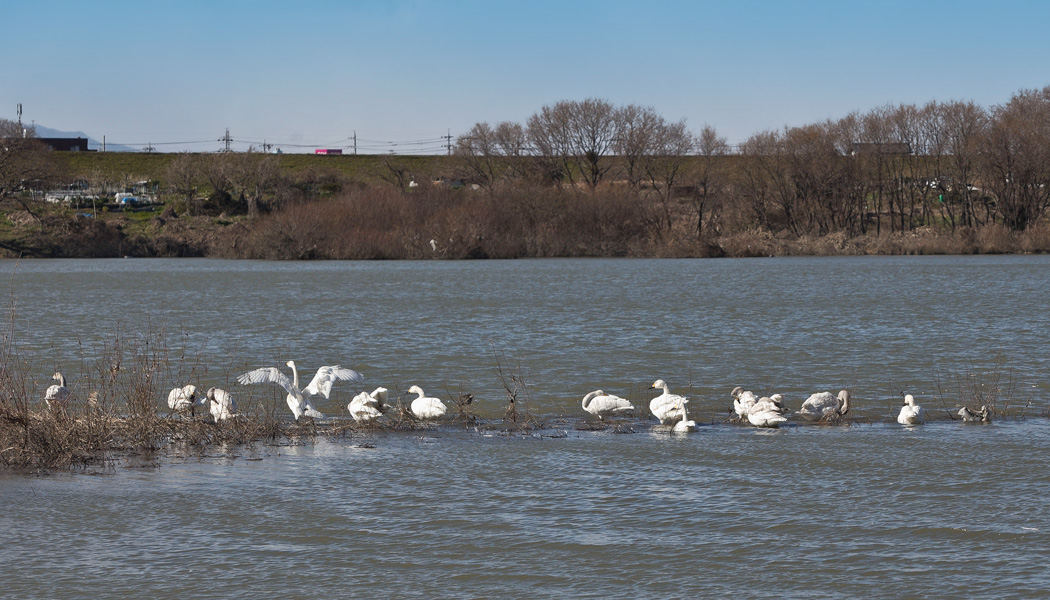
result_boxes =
[933,352,1034,421]
[491,344,539,428]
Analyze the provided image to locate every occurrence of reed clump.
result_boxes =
[933,352,1032,421]
[0,322,322,471]
[491,344,538,429]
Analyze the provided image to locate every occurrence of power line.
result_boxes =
[100,130,467,155]
[219,128,232,153]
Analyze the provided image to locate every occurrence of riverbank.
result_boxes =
[3,202,1048,259]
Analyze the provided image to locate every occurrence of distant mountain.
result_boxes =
[33,125,138,152]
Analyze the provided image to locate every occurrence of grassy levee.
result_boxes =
[54,151,454,188]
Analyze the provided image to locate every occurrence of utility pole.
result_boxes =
[445,128,452,155]
[353,130,357,155]
[218,128,232,152]
[262,139,273,153]
[143,143,155,153]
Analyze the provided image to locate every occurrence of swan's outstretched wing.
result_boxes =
[302,366,364,399]
[237,367,296,396]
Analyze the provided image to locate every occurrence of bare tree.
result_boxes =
[690,125,730,237]
[455,122,500,187]
[783,122,843,235]
[941,100,988,228]
[858,105,902,236]
[614,104,664,187]
[527,98,618,190]
[739,129,796,233]
[165,153,203,214]
[981,86,1050,230]
[195,150,280,216]
[231,150,281,216]
[640,118,694,232]
[0,120,56,217]
[455,121,531,189]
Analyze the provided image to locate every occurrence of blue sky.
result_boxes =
[3,0,1048,152]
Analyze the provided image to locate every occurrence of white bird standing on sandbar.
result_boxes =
[406,385,447,420]
[581,390,634,420]
[204,387,238,422]
[45,372,71,410]
[649,380,686,425]
[237,360,364,421]
[798,390,851,421]
[897,394,926,425]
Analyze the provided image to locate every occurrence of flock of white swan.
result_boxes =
[40,360,989,428]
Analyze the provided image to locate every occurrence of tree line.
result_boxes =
[2,85,1050,259]
[454,86,1050,237]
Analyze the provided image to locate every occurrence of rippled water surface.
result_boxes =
[1,256,1049,598]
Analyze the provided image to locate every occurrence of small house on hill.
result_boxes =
[38,137,93,152]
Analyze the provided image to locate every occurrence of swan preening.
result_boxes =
[205,388,238,422]
[798,390,851,421]
[731,387,759,421]
[406,385,447,420]
[746,395,788,428]
[672,401,697,433]
[730,387,788,428]
[237,360,364,421]
[958,405,991,423]
[348,387,390,423]
[167,385,201,413]
[581,390,633,420]
[897,394,926,425]
[649,380,687,425]
[44,372,71,410]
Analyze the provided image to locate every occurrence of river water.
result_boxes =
[1,256,1049,598]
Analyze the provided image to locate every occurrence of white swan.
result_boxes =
[407,385,447,420]
[205,387,238,422]
[44,372,71,410]
[348,387,389,423]
[581,390,633,420]
[237,360,363,421]
[672,400,697,433]
[167,384,200,413]
[798,390,850,421]
[747,396,788,428]
[958,405,990,423]
[731,386,759,421]
[649,380,686,425]
[897,394,926,425]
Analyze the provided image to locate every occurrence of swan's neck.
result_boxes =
[838,392,850,415]
[289,363,299,390]
[56,373,66,387]
[582,391,599,410]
